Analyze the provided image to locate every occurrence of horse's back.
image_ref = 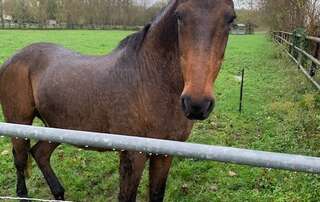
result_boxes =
[0,43,65,80]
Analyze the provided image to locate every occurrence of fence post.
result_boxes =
[290,32,295,56]
[292,28,306,67]
[239,68,245,113]
[310,33,320,77]
[272,32,275,42]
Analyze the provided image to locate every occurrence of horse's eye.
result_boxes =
[228,16,236,24]
[175,12,183,22]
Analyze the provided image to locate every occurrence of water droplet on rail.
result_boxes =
[165,155,168,158]
[48,141,52,144]
[85,145,89,148]
[112,148,116,151]
[149,153,152,156]
[24,138,28,140]
[15,137,19,139]
[139,152,143,154]
[121,150,125,152]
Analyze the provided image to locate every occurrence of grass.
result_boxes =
[0,30,320,202]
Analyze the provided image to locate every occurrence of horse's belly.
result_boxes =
[37,95,192,142]
[37,98,141,134]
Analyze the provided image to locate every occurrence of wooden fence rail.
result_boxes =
[272,31,320,91]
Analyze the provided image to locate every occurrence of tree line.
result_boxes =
[235,0,320,35]
[258,0,320,35]
[0,0,168,27]
[1,0,319,34]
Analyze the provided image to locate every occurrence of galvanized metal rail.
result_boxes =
[272,31,320,91]
[1,122,320,174]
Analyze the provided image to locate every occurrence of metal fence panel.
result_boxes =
[1,123,320,174]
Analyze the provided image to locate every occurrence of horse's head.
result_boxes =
[176,0,235,120]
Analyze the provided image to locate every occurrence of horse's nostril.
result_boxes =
[181,96,191,114]
[207,99,215,112]
[190,104,202,113]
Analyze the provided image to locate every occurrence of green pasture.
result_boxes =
[0,30,319,202]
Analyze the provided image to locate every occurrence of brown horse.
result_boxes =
[0,0,235,201]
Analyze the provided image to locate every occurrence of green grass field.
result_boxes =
[0,30,319,202]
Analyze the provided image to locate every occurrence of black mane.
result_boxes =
[116,1,172,51]
[116,23,151,51]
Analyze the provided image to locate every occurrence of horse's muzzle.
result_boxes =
[181,96,215,120]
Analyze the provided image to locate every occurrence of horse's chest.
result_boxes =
[97,92,192,140]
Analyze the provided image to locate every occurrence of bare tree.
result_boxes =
[259,0,319,34]
[0,0,168,27]
[0,0,4,28]
[306,0,320,35]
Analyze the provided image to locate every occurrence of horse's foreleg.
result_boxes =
[31,141,65,200]
[149,156,173,202]
[118,151,147,202]
[11,138,31,201]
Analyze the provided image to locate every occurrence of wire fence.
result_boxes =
[272,31,320,90]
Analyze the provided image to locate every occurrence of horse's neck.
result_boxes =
[146,0,179,52]
[139,0,183,94]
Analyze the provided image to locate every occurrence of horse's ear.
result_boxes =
[116,23,151,51]
[139,23,151,45]
[172,0,180,3]
[142,23,151,38]
[133,23,151,50]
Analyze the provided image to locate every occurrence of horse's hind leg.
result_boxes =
[11,134,31,200]
[5,117,33,200]
[1,95,35,200]
[31,141,65,200]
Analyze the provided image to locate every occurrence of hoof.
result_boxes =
[54,195,65,201]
